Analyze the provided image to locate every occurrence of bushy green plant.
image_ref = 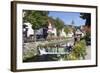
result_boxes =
[64,40,87,60]
[63,52,77,60]
[73,40,87,60]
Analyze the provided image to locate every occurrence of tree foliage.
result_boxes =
[73,40,87,59]
[23,10,65,31]
[64,26,71,34]
[55,18,65,30]
[23,10,49,29]
[80,13,91,27]
[53,18,64,36]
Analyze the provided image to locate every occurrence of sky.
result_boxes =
[48,11,86,26]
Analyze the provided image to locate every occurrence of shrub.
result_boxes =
[72,40,87,60]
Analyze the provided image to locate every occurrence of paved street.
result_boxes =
[85,46,91,59]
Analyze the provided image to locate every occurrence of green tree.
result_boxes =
[47,17,65,36]
[54,18,65,36]
[23,10,49,41]
[80,13,91,27]
[23,10,49,29]
[64,26,71,34]
[55,18,64,30]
